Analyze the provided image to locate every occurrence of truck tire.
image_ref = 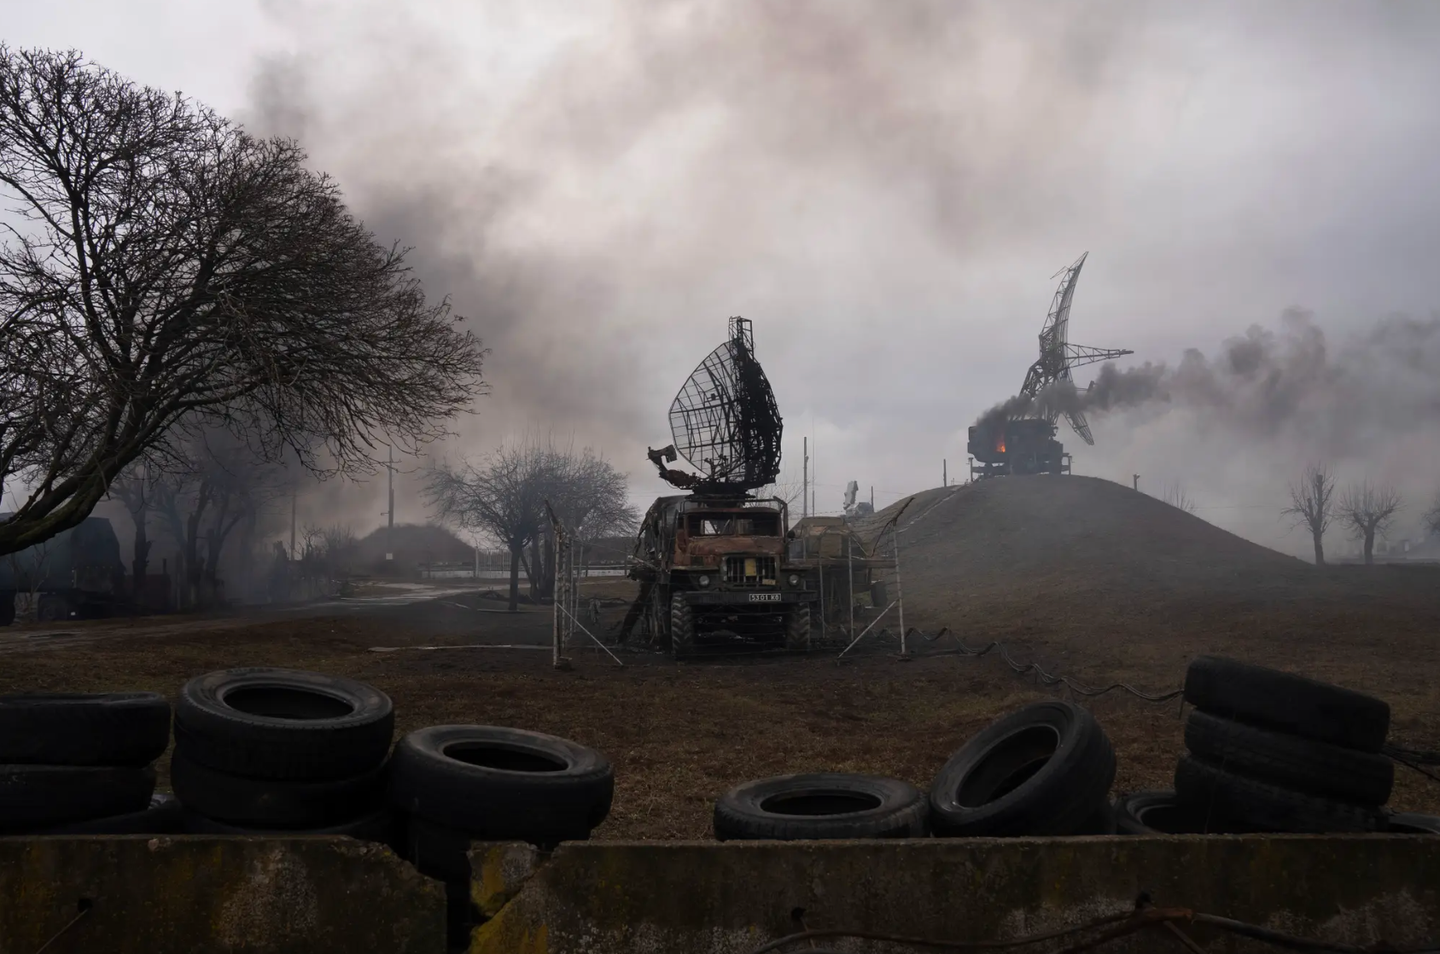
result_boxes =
[174,668,394,780]
[183,806,395,842]
[929,701,1115,837]
[1183,656,1389,753]
[0,691,171,766]
[170,745,387,827]
[714,773,929,841]
[1173,755,1385,833]
[1184,709,1393,805]
[0,764,156,830]
[1113,790,1254,835]
[1387,812,1440,834]
[784,603,811,652]
[25,793,183,835]
[36,594,68,622]
[670,593,696,658]
[402,814,480,882]
[388,725,614,848]
[0,592,13,627]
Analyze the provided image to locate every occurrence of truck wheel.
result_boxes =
[670,593,695,658]
[0,592,13,627]
[36,594,68,622]
[784,603,811,652]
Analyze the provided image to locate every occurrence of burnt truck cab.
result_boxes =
[967,418,1071,479]
[629,494,816,656]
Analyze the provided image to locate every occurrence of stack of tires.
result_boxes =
[1117,656,1392,834]
[711,701,1117,841]
[387,725,614,951]
[0,692,181,834]
[170,669,395,840]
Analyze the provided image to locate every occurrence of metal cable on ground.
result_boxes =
[748,905,1440,954]
[897,627,1183,704]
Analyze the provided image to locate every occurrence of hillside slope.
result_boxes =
[860,476,1439,667]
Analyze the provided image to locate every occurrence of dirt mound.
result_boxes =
[884,475,1307,601]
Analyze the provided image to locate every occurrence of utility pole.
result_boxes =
[802,437,808,520]
[385,446,395,562]
[943,459,947,487]
[1133,474,1140,492]
[870,485,874,510]
[289,492,296,560]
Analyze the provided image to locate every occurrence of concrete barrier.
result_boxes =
[0,836,446,954]
[5,835,1440,953]
[468,836,1440,954]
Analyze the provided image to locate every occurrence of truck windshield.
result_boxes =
[688,514,780,537]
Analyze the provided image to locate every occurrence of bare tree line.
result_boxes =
[1282,464,1422,565]
[424,441,638,611]
[0,47,486,557]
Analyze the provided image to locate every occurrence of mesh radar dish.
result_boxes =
[1018,252,1133,446]
[650,317,782,495]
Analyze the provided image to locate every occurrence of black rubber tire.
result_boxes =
[403,814,480,882]
[0,592,14,627]
[182,806,395,841]
[0,692,171,766]
[1174,755,1385,833]
[1183,656,1389,753]
[174,668,394,780]
[170,745,387,827]
[1386,812,1440,834]
[670,593,695,658]
[929,701,1116,837]
[1184,709,1393,805]
[389,726,613,847]
[713,773,929,841]
[1113,790,1255,835]
[1075,799,1117,835]
[784,603,811,652]
[0,764,156,830]
[16,793,182,835]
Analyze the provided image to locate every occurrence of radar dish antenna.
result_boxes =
[649,317,783,494]
[1017,252,1132,446]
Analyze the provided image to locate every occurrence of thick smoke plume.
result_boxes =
[977,309,1440,462]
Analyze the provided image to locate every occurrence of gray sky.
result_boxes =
[7,0,1440,557]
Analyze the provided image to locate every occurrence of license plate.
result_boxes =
[748,593,782,603]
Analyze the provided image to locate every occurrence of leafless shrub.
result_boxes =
[1159,481,1198,515]
[0,47,486,556]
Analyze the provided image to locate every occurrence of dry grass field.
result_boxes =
[3,475,1438,839]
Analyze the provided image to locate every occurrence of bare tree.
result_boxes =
[108,461,158,601]
[530,447,639,599]
[424,444,553,612]
[0,48,486,556]
[1159,481,1198,515]
[1282,464,1336,565]
[1425,488,1440,538]
[424,443,637,611]
[1337,482,1403,565]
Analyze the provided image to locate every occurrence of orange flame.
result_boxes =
[996,433,1006,454]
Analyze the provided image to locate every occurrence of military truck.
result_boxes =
[626,494,815,656]
[0,516,129,625]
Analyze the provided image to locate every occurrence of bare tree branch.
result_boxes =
[0,47,487,555]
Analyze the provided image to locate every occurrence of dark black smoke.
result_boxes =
[976,309,1440,458]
